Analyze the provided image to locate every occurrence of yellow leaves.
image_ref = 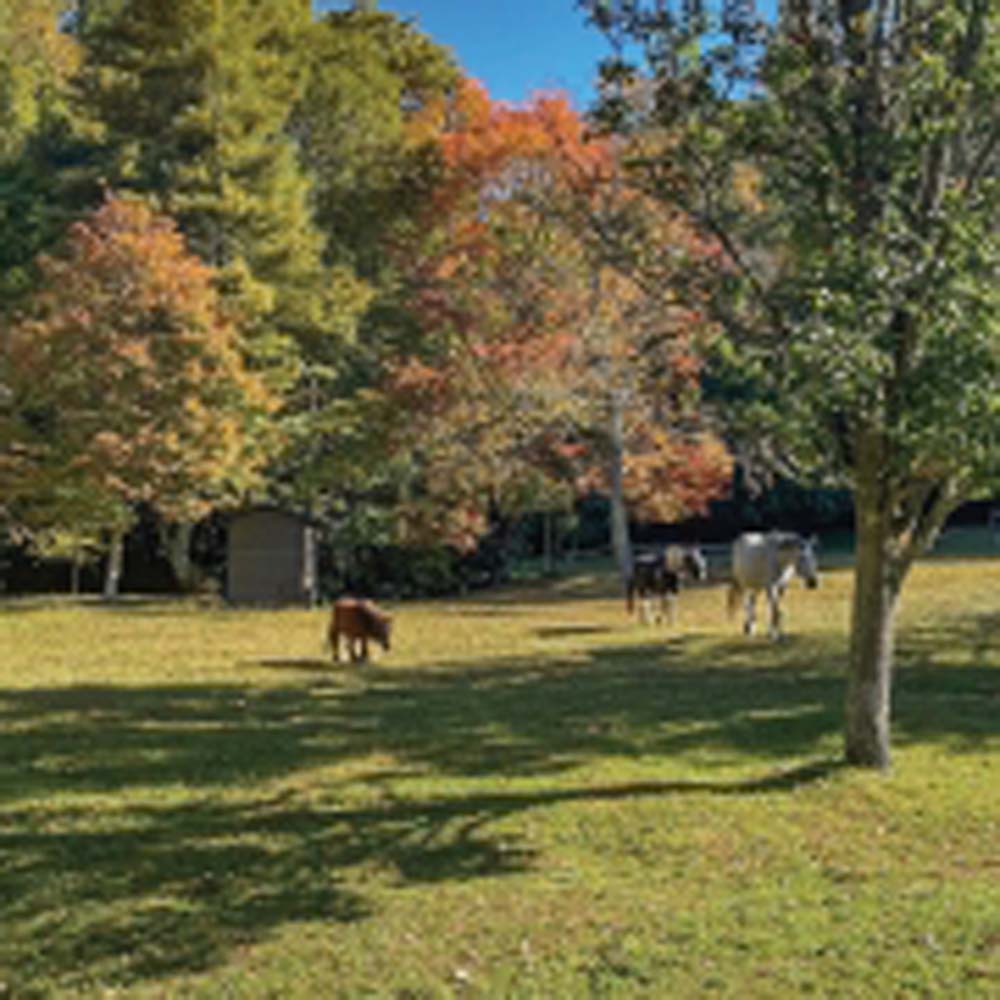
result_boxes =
[116,338,154,370]
[0,0,80,155]
[732,162,765,214]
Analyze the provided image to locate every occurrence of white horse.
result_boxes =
[727,531,819,639]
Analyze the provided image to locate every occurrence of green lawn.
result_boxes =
[1,556,998,998]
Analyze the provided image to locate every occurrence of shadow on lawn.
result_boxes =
[0,610,995,992]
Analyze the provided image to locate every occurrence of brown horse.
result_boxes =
[328,597,392,663]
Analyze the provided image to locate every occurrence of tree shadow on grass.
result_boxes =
[0,754,841,992]
[892,609,1000,748]
[534,624,615,639]
[249,656,335,671]
[0,611,995,992]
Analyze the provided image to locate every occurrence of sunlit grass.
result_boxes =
[1,555,997,997]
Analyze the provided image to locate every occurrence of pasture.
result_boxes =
[1,555,998,997]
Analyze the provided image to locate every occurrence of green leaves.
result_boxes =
[581,0,999,596]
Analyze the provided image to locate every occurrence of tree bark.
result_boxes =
[163,521,196,592]
[845,488,900,770]
[70,551,82,597]
[542,510,555,576]
[608,393,632,587]
[103,530,125,601]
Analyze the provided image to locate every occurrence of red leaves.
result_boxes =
[379,79,731,546]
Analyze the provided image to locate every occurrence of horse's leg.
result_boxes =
[727,582,742,621]
[767,588,783,640]
[665,588,677,625]
[360,636,369,662]
[743,592,757,635]
[330,627,341,662]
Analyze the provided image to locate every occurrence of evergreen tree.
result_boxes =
[295,4,458,282]
[279,5,458,512]
[75,0,368,375]
[0,1,85,307]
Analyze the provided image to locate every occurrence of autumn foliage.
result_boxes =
[385,80,730,547]
[2,195,276,530]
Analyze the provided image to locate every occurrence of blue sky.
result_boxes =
[314,1,620,108]
[316,3,779,109]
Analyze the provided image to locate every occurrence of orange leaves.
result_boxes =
[398,499,488,554]
[380,77,730,545]
[447,79,610,179]
[435,79,613,214]
[388,358,453,413]
[622,428,733,523]
[4,193,276,526]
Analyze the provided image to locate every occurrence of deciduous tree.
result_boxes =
[387,80,731,565]
[70,0,372,577]
[1,195,276,597]
[581,0,999,767]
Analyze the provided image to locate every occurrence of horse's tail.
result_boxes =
[726,581,742,619]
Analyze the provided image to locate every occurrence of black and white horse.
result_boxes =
[727,531,819,639]
[626,545,708,625]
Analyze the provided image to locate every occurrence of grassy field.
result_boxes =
[1,553,998,998]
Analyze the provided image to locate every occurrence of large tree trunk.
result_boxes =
[103,530,125,601]
[608,393,632,587]
[844,429,962,768]
[845,478,901,769]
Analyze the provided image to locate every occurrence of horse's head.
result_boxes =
[360,600,393,651]
[376,612,393,650]
[796,536,820,589]
[684,546,709,582]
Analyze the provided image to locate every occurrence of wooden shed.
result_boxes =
[226,508,318,606]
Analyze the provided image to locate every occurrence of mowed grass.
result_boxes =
[1,557,998,998]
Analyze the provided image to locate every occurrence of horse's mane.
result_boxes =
[771,531,804,550]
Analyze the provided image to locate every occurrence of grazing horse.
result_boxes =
[727,531,819,639]
[627,545,708,625]
[328,597,392,663]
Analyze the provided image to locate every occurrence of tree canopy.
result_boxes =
[580,0,999,766]
[1,0,733,597]
[2,194,276,594]
[382,80,731,558]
